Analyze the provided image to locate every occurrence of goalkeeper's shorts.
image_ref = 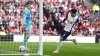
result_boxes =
[25,25,32,34]
[22,24,32,34]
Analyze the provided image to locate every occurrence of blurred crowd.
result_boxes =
[0,0,100,36]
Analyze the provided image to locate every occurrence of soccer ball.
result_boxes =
[19,46,26,52]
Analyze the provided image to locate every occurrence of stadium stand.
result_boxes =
[0,0,99,36]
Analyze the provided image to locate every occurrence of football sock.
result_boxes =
[23,36,29,47]
[56,41,63,51]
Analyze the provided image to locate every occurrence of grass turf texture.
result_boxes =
[0,42,100,56]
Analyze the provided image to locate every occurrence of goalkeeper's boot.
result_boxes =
[73,39,77,45]
[25,47,30,52]
[52,50,59,53]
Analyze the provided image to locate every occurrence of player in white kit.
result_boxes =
[53,9,80,53]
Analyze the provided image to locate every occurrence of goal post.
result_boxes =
[39,0,43,55]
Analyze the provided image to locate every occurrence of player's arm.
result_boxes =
[61,17,72,25]
[61,12,72,24]
[62,12,69,23]
[75,14,82,27]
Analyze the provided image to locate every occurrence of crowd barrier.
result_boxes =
[14,35,95,43]
[0,35,97,43]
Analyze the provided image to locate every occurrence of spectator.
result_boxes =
[0,0,99,36]
[2,16,8,33]
[9,19,15,29]
[92,3,99,13]
[13,27,19,34]
[52,28,58,35]
[47,27,53,35]
[89,24,95,36]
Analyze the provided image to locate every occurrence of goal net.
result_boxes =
[0,0,43,55]
[0,35,39,55]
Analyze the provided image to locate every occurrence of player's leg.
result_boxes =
[53,30,66,53]
[64,32,77,45]
[53,30,77,53]
[23,24,31,52]
[23,24,30,46]
[66,38,77,45]
[23,30,30,52]
[53,40,63,53]
[23,31,30,48]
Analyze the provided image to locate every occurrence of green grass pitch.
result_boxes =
[44,43,100,56]
[0,42,100,56]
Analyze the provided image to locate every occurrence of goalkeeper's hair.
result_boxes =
[24,1,33,7]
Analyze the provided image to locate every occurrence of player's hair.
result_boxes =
[24,1,33,7]
[71,9,77,14]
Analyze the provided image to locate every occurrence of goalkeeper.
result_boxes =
[22,1,33,52]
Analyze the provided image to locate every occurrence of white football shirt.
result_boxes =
[64,13,79,32]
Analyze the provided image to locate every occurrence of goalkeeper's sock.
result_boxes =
[23,36,29,47]
[56,41,63,51]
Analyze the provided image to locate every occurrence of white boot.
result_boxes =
[53,50,59,53]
